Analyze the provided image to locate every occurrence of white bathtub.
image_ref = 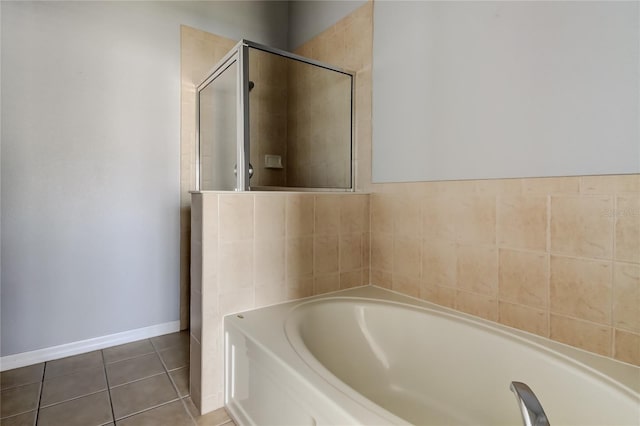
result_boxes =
[224,286,640,425]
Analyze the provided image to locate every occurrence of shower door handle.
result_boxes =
[233,163,254,179]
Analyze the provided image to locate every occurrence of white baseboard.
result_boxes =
[0,321,181,372]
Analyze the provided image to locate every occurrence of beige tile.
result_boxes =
[0,410,36,426]
[103,340,155,364]
[615,196,640,263]
[254,195,285,240]
[498,249,548,309]
[419,285,456,309]
[254,283,286,306]
[286,195,314,237]
[456,291,498,321]
[339,233,362,272]
[341,195,369,234]
[314,195,340,236]
[286,237,313,279]
[38,390,113,426]
[117,400,193,426]
[392,194,421,237]
[370,233,393,272]
[614,329,640,366]
[456,196,496,244]
[498,302,548,337]
[393,237,421,280]
[106,353,164,388]
[340,270,363,289]
[522,177,580,194]
[550,196,613,259]
[44,351,103,380]
[41,366,106,407]
[392,275,420,298]
[159,346,189,372]
[474,179,522,195]
[497,196,547,251]
[422,240,456,288]
[581,174,640,194]
[111,374,179,420]
[371,269,392,289]
[218,241,254,293]
[0,364,43,390]
[314,273,340,295]
[370,194,393,234]
[314,235,339,274]
[151,332,189,352]
[0,383,40,418]
[219,288,254,317]
[422,197,458,242]
[254,239,285,287]
[457,245,498,296]
[550,314,612,356]
[219,195,253,241]
[286,277,313,300]
[550,256,612,324]
[613,262,640,333]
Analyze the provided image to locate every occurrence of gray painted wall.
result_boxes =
[1,1,288,356]
[287,0,367,50]
[372,1,639,182]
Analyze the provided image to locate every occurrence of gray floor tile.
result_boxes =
[37,391,113,426]
[106,353,164,387]
[110,373,179,420]
[158,346,189,371]
[0,410,36,426]
[0,364,44,390]
[116,400,194,426]
[0,383,40,418]
[103,340,155,364]
[151,332,189,352]
[40,365,107,407]
[169,367,189,397]
[44,351,103,380]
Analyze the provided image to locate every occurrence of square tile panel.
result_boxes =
[106,352,165,387]
[0,383,40,418]
[110,373,179,420]
[44,351,103,380]
[151,332,189,352]
[37,391,113,426]
[103,340,155,364]
[169,367,190,398]
[41,366,107,407]
[116,400,193,426]
[0,410,37,426]
[158,346,189,371]
[0,364,44,390]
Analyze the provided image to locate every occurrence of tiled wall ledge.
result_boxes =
[370,174,640,367]
[190,191,370,413]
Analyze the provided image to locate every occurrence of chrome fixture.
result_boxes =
[510,381,550,426]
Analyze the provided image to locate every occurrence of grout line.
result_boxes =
[33,361,47,424]
[107,371,167,391]
[100,350,117,425]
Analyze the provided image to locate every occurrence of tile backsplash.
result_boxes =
[370,175,639,366]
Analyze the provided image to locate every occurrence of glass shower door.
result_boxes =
[198,60,240,191]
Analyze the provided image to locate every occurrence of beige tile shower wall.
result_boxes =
[370,175,640,366]
[249,49,288,187]
[292,1,373,191]
[191,191,370,413]
[180,26,236,330]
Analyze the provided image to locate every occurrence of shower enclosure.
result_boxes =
[196,40,354,191]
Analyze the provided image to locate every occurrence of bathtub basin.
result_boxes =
[224,286,639,425]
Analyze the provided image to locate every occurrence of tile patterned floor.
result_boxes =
[0,331,236,426]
